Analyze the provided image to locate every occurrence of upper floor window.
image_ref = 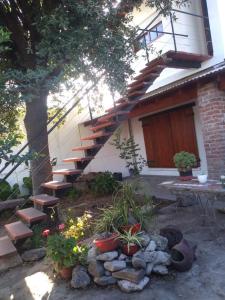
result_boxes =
[137,21,163,51]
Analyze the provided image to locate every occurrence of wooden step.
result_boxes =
[134,71,160,81]
[105,101,131,113]
[90,121,118,132]
[63,156,94,163]
[52,169,82,175]
[127,81,149,92]
[30,194,59,206]
[81,131,111,141]
[140,64,165,75]
[5,221,33,241]
[16,207,47,225]
[127,90,146,98]
[72,144,103,151]
[41,181,72,190]
[116,97,128,104]
[97,111,129,123]
[0,236,17,258]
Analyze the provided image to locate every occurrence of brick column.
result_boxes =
[197,82,225,179]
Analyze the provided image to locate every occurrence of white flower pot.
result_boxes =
[197,174,208,184]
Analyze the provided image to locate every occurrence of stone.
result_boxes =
[146,263,154,276]
[117,277,150,293]
[96,251,118,261]
[154,251,171,266]
[112,268,145,284]
[149,235,168,251]
[132,256,146,269]
[152,265,168,275]
[71,266,91,289]
[146,240,157,252]
[87,247,98,263]
[0,253,22,273]
[94,276,117,286]
[88,260,104,277]
[21,248,46,262]
[105,270,111,276]
[104,260,126,272]
[143,251,158,263]
[118,253,127,261]
[139,233,150,247]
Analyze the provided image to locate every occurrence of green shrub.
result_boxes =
[66,187,82,200]
[173,151,197,171]
[90,172,119,196]
[23,176,33,195]
[0,180,20,201]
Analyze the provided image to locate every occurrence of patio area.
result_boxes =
[1,199,225,300]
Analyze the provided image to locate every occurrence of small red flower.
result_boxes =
[58,223,65,231]
[42,229,50,237]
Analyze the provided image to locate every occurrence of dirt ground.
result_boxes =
[1,200,225,300]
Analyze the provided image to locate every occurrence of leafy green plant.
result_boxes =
[117,229,143,251]
[90,172,119,196]
[27,224,46,249]
[66,187,82,200]
[173,151,197,172]
[94,183,152,233]
[23,176,33,195]
[0,180,20,201]
[111,130,146,176]
[47,234,87,270]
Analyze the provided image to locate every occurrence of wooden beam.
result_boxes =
[129,84,197,118]
[218,74,225,91]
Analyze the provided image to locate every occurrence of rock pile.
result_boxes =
[71,233,172,293]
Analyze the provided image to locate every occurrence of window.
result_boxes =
[137,21,163,51]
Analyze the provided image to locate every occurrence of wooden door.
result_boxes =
[142,105,199,168]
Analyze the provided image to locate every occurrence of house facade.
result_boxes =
[2,0,225,190]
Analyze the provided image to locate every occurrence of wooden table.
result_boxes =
[159,179,225,225]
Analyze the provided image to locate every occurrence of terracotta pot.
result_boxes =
[94,233,120,253]
[171,239,195,272]
[179,170,193,181]
[122,243,140,256]
[160,225,183,249]
[120,223,141,235]
[59,266,73,280]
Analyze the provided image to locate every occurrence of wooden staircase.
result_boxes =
[0,51,209,261]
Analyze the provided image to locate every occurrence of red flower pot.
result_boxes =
[59,267,73,280]
[121,223,141,235]
[122,243,140,256]
[94,233,120,253]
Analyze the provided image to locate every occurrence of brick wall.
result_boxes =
[197,81,225,179]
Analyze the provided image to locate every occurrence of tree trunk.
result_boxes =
[24,91,52,195]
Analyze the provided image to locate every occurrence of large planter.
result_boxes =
[122,243,140,256]
[179,169,193,181]
[94,233,120,253]
[171,239,195,272]
[160,225,183,249]
[59,266,73,280]
[120,223,141,235]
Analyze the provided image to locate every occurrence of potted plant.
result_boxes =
[47,233,86,280]
[173,151,197,180]
[117,229,143,256]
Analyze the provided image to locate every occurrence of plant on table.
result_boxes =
[173,151,197,179]
[90,171,119,196]
[117,228,143,256]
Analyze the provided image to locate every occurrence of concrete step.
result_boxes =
[97,111,129,123]
[5,221,33,242]
[0,236,17,257]
[30,194,59,206]
[52,168,82,175]
[81,131,111,141]
[72,144,103,151]
[41,181,72,190]
[63,156,94,163]
[90,121,118,132]
[16,207,47,225]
